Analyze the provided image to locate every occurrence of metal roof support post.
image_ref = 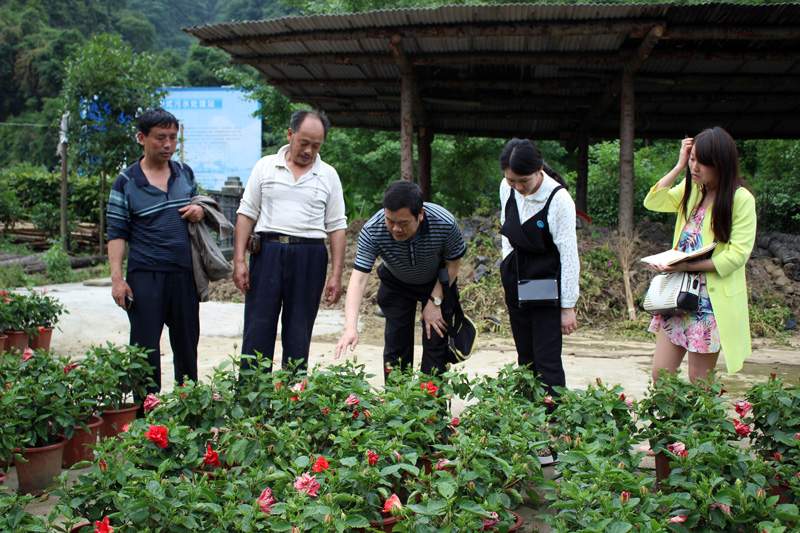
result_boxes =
[618,70,635,238]
[418,126,433,201]
[576,135,588,214]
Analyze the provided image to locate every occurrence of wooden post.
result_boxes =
[576,135,588,214]
[618,71,635,237]
[418,127,433,200]
[399,72,414,181]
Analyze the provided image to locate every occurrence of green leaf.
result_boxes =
[344,515,370,528]
[436,480,456,499]
[606,522,633,533]
[340,456,357,467]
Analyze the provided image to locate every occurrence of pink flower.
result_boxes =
[144,425,169,448]
[543,395,555,407]
[773,451,783,462]
[667,442,688,458]
[257,487,276,514]
[482,511,500,530]
[345,393,360,407]
[291,380,306,393]
[450,417,460,427]
[420,381,438,396]
[212,392,223,401]
[204,444,221,467]
[620,491,631,504]
[120,423,130,433]
[393,451,402,462]
[669,515,688,523]
[63,362,79,374]
[383,493,402,514]
[366,449,379,466]
[21,348,34,362]
[94,516,113,533]
[312,455,329,473]
[625,398,633,408]
[293,472,320,497]
[143,394,160,412]
[794,432,800,440]
[710,502,731,515]
[435,458,451,470]
[734,400,752,418]
[733,419,752,437]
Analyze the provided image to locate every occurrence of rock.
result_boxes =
[473,264,489,282]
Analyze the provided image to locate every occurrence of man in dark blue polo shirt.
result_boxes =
[335,181,466,376]
[106,108,205,396]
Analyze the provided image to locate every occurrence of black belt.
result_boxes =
[259,232,324,245]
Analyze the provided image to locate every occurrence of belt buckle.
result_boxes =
[278,235,291,244]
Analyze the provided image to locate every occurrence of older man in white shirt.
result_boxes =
[233,109,347,371]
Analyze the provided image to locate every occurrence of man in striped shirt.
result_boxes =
[335,181,466,376]
[107,108,204,397]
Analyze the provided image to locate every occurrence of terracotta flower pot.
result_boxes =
[70,522,91,533]
[4,330,28,353]
[14,437,67,494]
[28,327,53,351]
[100,404,139,439]
[63,415,104,467]
[0,333,7,353]
[508,510,524,532]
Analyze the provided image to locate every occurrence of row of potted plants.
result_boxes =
[0,342,154,494]
[0,289,67,352]
[545,373,800,532]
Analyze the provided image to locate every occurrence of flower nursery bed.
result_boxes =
[2,346,800,532]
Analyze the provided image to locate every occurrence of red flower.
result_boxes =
[21,348,34,362]
[145,425,169,449]
[450,417,460,427]
[481,511,500,530]
[274,381,283,391]
[733,419,752,437]
[257,487,276,514]
[63,362,79,374]
[293,472,320,497]
[312,455,330,473]
[352,409,360,419]
[710,502,731,515]
[669,515,688,523]
[366,449,379,466]
[773,451,783,462]
[543,395,555,407]
[143,394,160,412]
[619,393,626,401]
[321,407,330,415]
[734,400,752,418]
[204,444,221,467]
[121,423,130,433]
[94,516,113,533]
[667,442,688,458]
[620,491,631,504]
[37,325,47,334]
[420,381,438,396]
[383,493,402,514]
[345,393,360,407]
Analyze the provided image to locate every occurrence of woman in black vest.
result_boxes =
[499,139,580,399]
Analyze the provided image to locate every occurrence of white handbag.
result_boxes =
[643,272,701,315]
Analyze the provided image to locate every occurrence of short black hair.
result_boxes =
[137,108,179,135]
[290,109,331,138]
[383,180,423,216]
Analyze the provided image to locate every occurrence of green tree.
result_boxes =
[60,33,173,252]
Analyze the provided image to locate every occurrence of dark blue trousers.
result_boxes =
[127,270,199,394]
[241,241,328,371]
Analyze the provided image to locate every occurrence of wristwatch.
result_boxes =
[429,295,442,306]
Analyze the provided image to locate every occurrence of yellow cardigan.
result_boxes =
[643,180,757,373]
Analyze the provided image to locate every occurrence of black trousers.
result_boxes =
[127,270,199,394]
[241,241,327,371]
[377,265,450,377]
[507,303,565,396]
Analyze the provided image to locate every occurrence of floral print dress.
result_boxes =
[648,205,721,354]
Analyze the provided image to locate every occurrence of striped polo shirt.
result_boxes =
[106,158,197,273]
[354,202,467,285]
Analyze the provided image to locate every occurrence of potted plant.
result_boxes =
[62,361,105,467]
[81,343,155,438]
[26,290,67,351]
[2,292,31,353]
[7,349,79,493]
[0,290,11,352]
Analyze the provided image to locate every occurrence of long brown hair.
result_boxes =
[681,127,744,243]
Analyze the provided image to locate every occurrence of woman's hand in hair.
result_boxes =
[561,308,578,335]
[677,138,694,169]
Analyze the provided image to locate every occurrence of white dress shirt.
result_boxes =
[499,173,580,308]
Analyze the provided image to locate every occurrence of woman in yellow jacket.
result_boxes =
[644,127,756,382]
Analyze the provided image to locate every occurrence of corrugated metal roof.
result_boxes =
[185,3,800,139]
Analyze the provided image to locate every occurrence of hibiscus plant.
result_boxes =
[81,343,155,409]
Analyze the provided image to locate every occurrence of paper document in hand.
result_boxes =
[640,242,716,266]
